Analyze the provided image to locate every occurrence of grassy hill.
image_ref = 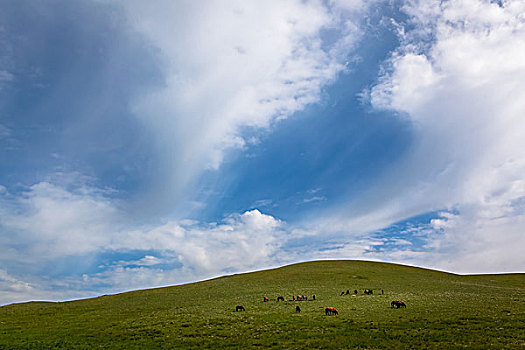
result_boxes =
[1,260,524,349]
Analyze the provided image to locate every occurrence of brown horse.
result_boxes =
[236,305,246,312]
[277,296,284,302]
[391,300,406,308]
[325,307,338,315]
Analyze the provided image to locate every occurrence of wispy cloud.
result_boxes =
[115,0,369,212]
[0,124,11,139]
[0,70,14,85]
[303,196,327,204]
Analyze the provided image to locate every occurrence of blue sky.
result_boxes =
[1,0,524,304]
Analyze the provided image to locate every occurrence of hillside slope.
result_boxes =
[1,260,524,349]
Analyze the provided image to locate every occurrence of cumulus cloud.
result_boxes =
[0,176,286,304]
[77,208,285,293]
[114,209,283,275]
[360,0,525,272]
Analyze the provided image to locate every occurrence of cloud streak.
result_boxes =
[116,0,367,213]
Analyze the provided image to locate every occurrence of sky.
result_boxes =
[0,0,524,305]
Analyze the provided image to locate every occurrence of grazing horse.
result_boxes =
[325,307,338,316]
[277,296,284,302]
[340,291,345,296]
[391,301,406,308]
[354,289,358,295]
[296,306,301,313]
[364,289,373,295]
[264,296,269,302]
[236,305,246,312]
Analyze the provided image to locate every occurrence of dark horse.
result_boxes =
[277,296,285,302]
[364,289,373,295]
[236,305,246,312]
[391,301,406,308]
[325,307,338,316]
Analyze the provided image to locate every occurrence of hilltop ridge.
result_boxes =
[1,260,524,348]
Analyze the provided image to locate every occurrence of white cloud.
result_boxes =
[360,0,525,272]
[0,269,33,293]
[303,196,327,204]
[0,179,123,258]
[0,269,40,305]
[81,208,285,294]
[0,177,286,304]
[115,255,165,267]
[114,209,283,275]
[0,70,14,87]
[113,0,368,209]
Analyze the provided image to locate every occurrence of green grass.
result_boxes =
[1,260,524,349]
